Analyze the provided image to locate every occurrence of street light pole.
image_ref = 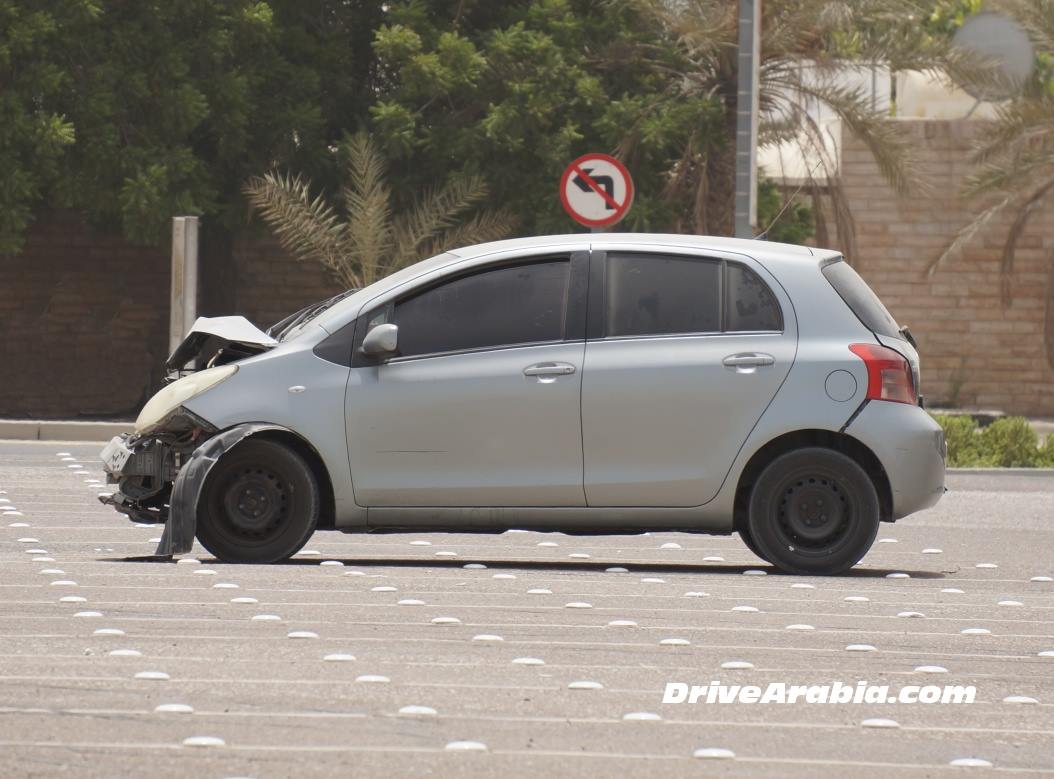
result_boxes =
[735,0,761,239]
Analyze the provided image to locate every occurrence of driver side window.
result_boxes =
[385,259,572,359]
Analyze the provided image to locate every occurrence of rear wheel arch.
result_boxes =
[732,429,892,532]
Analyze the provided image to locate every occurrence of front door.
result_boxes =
[347,255,587,507]
[581,251,795,507]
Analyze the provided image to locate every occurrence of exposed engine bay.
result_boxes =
[99,408,216,526]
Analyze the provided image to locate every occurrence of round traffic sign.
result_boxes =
[559,153,634,228]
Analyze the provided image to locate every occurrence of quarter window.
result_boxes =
[605,254,721,337]
[391,260,571,358]
[725,262,782,331]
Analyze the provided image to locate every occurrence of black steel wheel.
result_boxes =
[196,439,319,563]
[746,447,879,575]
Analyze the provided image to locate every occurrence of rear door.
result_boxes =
[581,249,796,506]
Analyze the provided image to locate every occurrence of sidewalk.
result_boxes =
[0,419,131,442]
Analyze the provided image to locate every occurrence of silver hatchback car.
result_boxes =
[100,234,945,574]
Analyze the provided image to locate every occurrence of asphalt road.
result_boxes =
[1,441,1052,778]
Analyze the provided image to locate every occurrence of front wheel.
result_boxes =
[196,439,319,563]
[746,447,879,575]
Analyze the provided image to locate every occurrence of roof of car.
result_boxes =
[308,233,840,334]
[448,233,827,260]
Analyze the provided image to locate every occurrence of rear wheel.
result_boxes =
[746,447,879,575]
[196,439,319,563]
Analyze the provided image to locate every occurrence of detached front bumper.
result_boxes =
[845,401,946,519]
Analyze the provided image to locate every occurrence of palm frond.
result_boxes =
[772,74,917,195]
[242,172,352,285]
[998,180,1054,306]
[792,110,858,261]
[245,132,514,289]
[925,195,1013,277]
[992,0,1054,55]
[421,209,519,262]
[970,98,1054,168]
[341,132,394,285]
[392,174,489,266]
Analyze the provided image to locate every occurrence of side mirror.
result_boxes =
[360,323,399,356]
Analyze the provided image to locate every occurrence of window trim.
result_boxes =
[588,251,783,341]
[351,252,587,366]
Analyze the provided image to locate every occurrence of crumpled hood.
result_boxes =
[166,316,278,371]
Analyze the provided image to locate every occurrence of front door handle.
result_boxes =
[523,362,577,377]
[722,352,776,368]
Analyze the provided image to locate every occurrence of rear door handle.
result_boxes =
[523,362,576,377]
[722,352,775,368]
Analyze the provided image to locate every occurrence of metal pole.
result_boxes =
[169,216,200,354]
[734,0,760,238]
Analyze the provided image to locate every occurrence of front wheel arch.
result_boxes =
[245,429,335,530]
[157,422,335,557]
[732,429,892,535]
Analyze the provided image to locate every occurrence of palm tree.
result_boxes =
[244,132,517,289]
[927,0,1054,367]
[637,0,996,256]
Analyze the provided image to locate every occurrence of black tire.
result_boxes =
[738,525,769,563]
[746,447,879,575]
[196,439,319,563]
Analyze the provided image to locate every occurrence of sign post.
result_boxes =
[559,153,634,230]
[734,0,761,238]
[169,216,199,355]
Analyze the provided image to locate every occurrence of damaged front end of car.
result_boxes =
[99,407,216,527]
[99,316,280,556]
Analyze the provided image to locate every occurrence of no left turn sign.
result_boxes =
[559,153,634,228]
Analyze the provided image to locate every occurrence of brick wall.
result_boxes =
[226,235,343,329]
[0,212,341,419]
[838,120,1054,416]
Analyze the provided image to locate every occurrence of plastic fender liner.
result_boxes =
[155,422,289,557]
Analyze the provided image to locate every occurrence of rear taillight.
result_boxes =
[849,343,917,405]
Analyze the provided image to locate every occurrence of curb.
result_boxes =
[948,467,1054,475]
[0,419,132,442]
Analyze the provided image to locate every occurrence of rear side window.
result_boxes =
[726,263,782,331]
[606,254,721,337]
[392,260,570,357]
[821,260,900,338]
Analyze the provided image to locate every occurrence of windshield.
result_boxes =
[821,260,901,339]
[269,289,358,341]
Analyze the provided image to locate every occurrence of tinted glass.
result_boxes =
[393,261,570,357]
[821,260,900,338]
[725,263,782,331]
[606,254,720,337]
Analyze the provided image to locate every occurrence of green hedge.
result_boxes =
[931,414,1054,467]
